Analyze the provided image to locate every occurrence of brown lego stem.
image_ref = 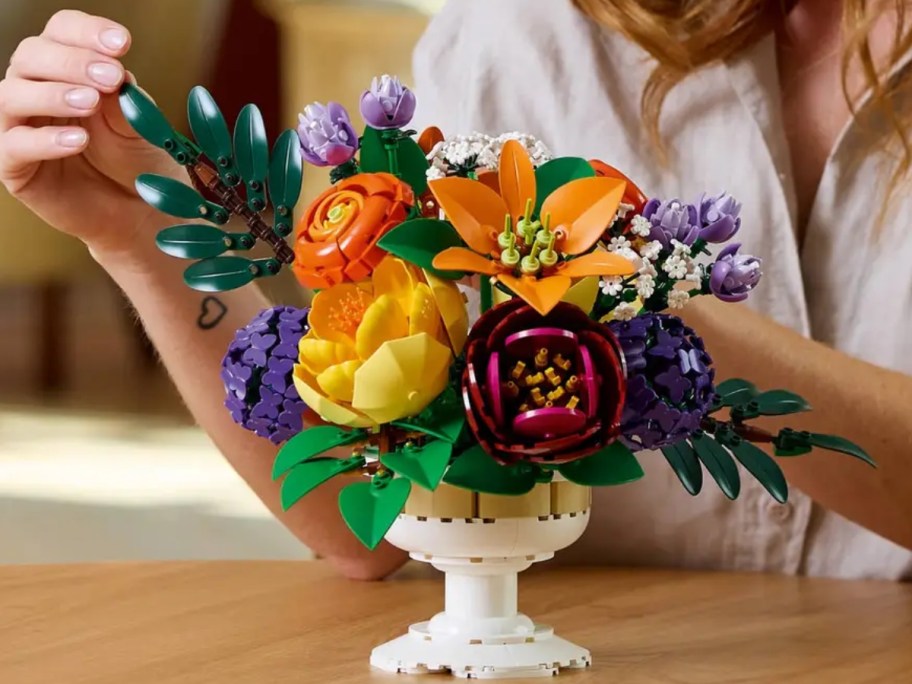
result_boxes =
[187,162,295,265]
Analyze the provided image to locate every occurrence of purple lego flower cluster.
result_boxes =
[607,313,715,451]
[221,306,309,445]
[643,191,742,248]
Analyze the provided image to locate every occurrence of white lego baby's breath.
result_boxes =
[667,290,690,309]
[635,274,656,300]
[629,214,652,237]
[612,302,638,321]
[638,240,662,261]
[599,276,624,296]
[616,202,635,221]
[662,255,689,279]
[425,132,553,180]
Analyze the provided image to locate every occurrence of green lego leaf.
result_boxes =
[381,440,453,491]
[280,456,364,511]
[187,86,236,184]
[136,174,228,224]
[534,157,596,216]
[557,441,644,486]
[691,433,741,500]
[339,478,412,550]
[268,129,303,211]
[391,416,465,444]
[715,378,758,407]
[807,433,876,467]
[377,218,465,279]
[359,126,387,174]
[183,256,261,292]
[273,426,366,479]
[234,104,269,210]
[119,83,197,164]
[772,428,813,456]
[156,224,230,259]
[661,440,703,495]
[727,439,788,504]
[397,136,430,197]
[442,444,538,495]
[774,443,813,457]
[754,389,811,416]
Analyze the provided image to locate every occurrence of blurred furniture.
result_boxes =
[261,0,432,203]
[0,0,226,390]
[3,563,911,682]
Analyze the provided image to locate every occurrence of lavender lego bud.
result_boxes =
[359,75,417,130]
[709,243,762,302]
[297,102,359,168]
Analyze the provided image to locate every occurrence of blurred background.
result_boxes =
[0,0,441,563]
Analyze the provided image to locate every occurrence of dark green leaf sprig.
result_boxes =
[660,378,875,504]
[120,83,302,292]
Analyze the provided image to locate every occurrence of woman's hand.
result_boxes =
[0,9,179,257]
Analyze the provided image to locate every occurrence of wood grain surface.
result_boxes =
[1,561,910,683]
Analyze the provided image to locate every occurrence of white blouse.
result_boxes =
[412,0,912,579]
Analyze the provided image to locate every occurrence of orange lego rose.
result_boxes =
[292,173,415,289]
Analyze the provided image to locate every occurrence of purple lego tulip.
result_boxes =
[710,243,762,303]
[697,192,742,243]
[359,75,417,130]
[642,198,700,247]
[297,102,359,167]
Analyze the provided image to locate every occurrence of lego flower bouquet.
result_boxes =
[120,75,873,678]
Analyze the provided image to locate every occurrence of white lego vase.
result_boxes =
[370,478,592,679]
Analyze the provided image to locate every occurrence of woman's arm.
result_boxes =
[682,297,912,549]
[93,236,408,580]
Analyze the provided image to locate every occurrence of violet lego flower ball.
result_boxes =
[607,313,715,451]
[359,74,417,130]
[221,306,310,444]
[463,300,626,465]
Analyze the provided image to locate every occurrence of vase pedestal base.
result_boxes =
[376,509,593,678]
[370,621,591,679]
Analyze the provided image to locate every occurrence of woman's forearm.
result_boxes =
[92,230,407,579]
[682,297,912,549]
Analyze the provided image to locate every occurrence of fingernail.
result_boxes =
[64,87,99,110]
[88,62,122,87]
[57,129,88,148]
[99,28,128,51]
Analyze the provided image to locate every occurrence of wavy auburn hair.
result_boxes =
[573,0,912,216]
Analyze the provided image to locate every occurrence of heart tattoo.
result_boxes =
[197,296,228,330]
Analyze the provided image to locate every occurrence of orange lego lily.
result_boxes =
[429,140,636,315]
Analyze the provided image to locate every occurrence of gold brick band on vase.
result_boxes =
[403,481,591,520]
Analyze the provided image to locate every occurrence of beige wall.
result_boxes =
[263,0,432,203]
[0,0,226,284]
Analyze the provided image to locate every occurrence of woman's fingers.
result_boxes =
[0,125,88,185]
[7,36,125,93]
[0,78,100,121]
[42,9,131,57]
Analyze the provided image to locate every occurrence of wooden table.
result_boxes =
[1,562,910,683]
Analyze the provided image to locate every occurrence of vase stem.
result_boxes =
[444,570,517,620]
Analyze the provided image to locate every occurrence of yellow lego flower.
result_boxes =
[293,256,468,428]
